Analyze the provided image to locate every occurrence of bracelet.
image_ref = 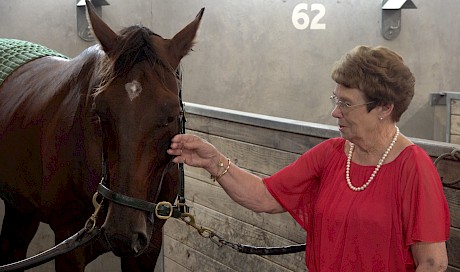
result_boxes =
[210,158,231,182]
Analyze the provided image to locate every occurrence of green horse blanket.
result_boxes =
[0,38,68,85]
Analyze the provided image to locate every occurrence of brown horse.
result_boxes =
[0,1,203,271]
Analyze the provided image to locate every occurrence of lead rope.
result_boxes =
[0,195,102,272]
[434,147,460,185]
[179,213,306,255]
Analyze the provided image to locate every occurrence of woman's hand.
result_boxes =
[167,134,223,175]
[168,134,285,214]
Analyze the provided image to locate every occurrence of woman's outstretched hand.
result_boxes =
[169,134,284,214]
[167,134,221,173]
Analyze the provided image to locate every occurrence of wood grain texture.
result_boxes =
[447,227,460,268]
[450,115,460,135]
[164,203,307,272]
[451,99,460,115]
[183,176,306,243]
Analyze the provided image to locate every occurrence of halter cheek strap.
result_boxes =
[176,67,187,213]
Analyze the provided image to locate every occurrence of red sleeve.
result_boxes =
[401,146,450,245]
[263,138,343,230]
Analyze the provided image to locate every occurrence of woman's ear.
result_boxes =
[378,103,394,120]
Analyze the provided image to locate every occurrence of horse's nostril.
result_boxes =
[104,231,149,257]
[148,212,155,224]
[132,232,148,255]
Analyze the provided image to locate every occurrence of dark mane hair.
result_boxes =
[95,25,169,94]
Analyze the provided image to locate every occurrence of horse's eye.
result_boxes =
[157,116,176,128]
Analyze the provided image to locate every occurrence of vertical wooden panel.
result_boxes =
[451,99,460,115]
[451,135,460,145]
[450,115,460,135]
[450,99,460,143]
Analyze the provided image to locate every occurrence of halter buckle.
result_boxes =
[155,201,174,220]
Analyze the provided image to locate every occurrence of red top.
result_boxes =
[264,138,450,272]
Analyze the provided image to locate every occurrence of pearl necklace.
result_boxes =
[346,126,400,191]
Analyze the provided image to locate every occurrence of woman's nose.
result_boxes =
[331,105,342,118]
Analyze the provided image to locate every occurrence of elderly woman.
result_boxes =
[167,46,450,271]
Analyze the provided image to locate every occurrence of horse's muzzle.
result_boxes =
[102,227,149,257]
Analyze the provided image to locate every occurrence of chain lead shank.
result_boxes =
[179,213,306,255]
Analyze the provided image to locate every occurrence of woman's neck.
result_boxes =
[350,125,399,165]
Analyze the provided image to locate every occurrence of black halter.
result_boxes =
[96,67,187,220]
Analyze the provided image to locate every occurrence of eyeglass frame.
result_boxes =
[330,95,376,112]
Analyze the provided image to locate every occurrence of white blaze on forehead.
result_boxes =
[125,80,143,101]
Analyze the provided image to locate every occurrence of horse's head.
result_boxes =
[85,1,203,256]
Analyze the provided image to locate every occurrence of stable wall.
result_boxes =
[1,0,459,271]
[0,0,459,140]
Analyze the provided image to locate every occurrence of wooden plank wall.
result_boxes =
[451,98,460,144]
[163,103,460,272]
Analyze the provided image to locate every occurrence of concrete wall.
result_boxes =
[1,0,459,141]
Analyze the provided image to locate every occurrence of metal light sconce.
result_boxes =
[381,0,417,40]
[76,0,110,41]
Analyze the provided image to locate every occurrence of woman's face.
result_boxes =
[331,84,380,143]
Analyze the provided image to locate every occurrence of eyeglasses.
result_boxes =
[330,95,376,112]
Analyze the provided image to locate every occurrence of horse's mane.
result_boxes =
[95,25,170,95]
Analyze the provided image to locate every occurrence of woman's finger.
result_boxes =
[167,148,180,156]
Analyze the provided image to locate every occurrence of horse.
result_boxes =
[0,1,204,271]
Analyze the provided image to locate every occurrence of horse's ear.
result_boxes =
[169,8,205,68]
[85,0,117,53]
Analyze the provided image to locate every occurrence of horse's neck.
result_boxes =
[73,46,104,93]
[62,46,106,113]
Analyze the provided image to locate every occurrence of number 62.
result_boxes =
[292,3,326,30]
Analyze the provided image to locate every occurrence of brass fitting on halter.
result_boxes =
[84,192,104,232]
[180,213,216,239]
[154,201,174,220]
